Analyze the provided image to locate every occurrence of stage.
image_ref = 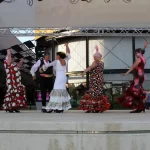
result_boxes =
[0,110,150,150]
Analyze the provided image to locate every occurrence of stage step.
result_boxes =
[0,110,150,150]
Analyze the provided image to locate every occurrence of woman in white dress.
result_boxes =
[43,43,71,113]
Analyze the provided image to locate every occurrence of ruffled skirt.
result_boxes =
[79,94,110,112]
[116,82,146,110]
[46,89,71,110]
[3,85,27,110]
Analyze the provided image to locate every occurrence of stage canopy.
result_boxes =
[0,30,36,73]
[0,0,150,28]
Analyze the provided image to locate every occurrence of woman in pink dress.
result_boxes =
[116,42,148,113]
[3,49,27,113]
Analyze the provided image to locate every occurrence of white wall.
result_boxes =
[0,0,150,28]
[55,36,150,90]
[58,40,86,71]
[89,37,133,69]
[57,37,133,71]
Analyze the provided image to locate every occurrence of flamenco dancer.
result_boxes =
[43,43,71,113]
[79,45,110,113]
[3,49,27,113]
[116,41,148,113]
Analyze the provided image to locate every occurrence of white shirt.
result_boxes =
[30,59,52,76]
[44,53,71,69]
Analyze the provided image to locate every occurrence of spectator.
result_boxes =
[145,89,150,110]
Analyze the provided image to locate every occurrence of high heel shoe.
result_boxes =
[47,109,53,113]
[136,109,145,113]
[85,110,91,113]
[55,110,64,113]
[130,109,145,113]
[100,109,105,113]
[14,110,20,113]
[41,108,47,113]
[130,110,138,113]
[92,111,100,113]
[6,110,14,113]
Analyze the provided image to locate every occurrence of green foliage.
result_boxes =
[109,93,126,110]
[69,93,128,110]
[70,98,78,108]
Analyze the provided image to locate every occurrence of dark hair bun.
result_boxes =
[135,48,145,55]
[56,51,66,59]
[141,49,145,54]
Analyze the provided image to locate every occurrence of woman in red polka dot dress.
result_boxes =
[79,46,110,113]
[3,49,27,113]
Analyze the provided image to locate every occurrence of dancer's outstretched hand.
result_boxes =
[7,49,11,54]
[20,58,24,61]
[95,45,99,51]
[42,65,48,72]
[121,73,126,76]
[144,41,148,48]
[39,68,43,73]
[65,43,68,46]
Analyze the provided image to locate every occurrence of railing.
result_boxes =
[68,80,130,99]
[68,79,150,109]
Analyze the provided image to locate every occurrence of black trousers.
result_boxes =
[0,86,6,107]
[40,76,54,107]
[26,86,35,105]
[145,102,150,109]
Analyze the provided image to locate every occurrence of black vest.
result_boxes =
[35,59,53,80]
[39,59,53,75]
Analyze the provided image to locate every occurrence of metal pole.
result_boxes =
[132,37,135,63]
[52,38,55,61]
[86,36,89,88]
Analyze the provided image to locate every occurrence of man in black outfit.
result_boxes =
[30,52,54,112]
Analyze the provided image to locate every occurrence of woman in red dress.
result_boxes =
[3,49,27,113]
[79,46,110,113]
[116,42,148,113]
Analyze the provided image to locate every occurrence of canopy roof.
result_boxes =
[0,31,36,73]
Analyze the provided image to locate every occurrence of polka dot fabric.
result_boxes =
[79,61,110,112]
[3,60,27,111]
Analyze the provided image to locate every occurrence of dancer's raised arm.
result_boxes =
[144,40,148,50]
[65,43,70,54]
[6,49,12,65]
[65,43,71,61]
[122,41,148,76]
[82,45,102,76]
